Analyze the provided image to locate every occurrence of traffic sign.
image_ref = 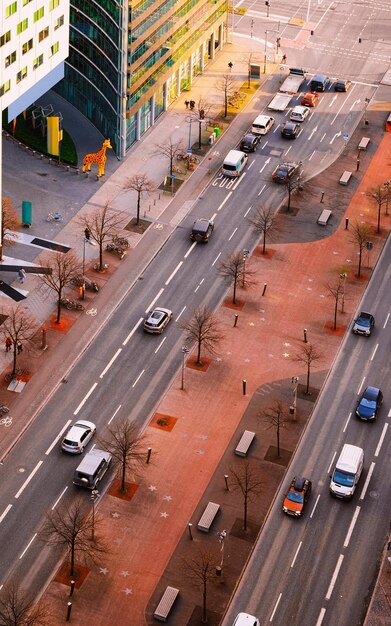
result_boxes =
[187,148,192,154]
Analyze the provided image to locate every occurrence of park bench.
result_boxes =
[358,137,370,151]
[197,501,220,532]
[235,430,256,457]
[339,171,352,186]
[317,209,332,226]
[153,586,179,622]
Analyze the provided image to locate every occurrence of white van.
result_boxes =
[222,150,248,177]
[251,114,275,135]
[73,448,112,489]
[329,444,364,499]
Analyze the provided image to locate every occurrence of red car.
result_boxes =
[301,92,319,107]
[282,476,312,516]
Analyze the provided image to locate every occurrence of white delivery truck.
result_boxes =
[279,68,307,94]
[267,93,292,112]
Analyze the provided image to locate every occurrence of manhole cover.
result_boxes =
[369,490,379,499]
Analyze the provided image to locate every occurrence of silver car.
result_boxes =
[143,307,173,334]
[290,105,310,122]
[61,420,96,454]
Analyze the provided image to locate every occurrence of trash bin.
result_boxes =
[213,127,221,138]
[208,133,215,145]
[22,200,32,227]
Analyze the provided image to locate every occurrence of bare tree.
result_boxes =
[347,220,372,278]
[326,279,345,330]
[98,418,147,493]
[368,184,387,233]
[78,203,126,271]
[286,166,303,212]
[189,97,215,148]
[293,343,323,395]
[229,461,263,530]
[180,305,223,365]
[218,251,257,305]
[0,581,50,626]
[0,305,38,377]
[1,198,20,260]
[216,73,236,117]
[123,174,155,225]
[154,138,186,177]
[247,205,277,254]
[182,547,218,624]
[37,251,81,324]
[39,498,107,578]
[260,400,289,457]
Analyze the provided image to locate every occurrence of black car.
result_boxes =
[352,311,375,336]
[190,218,214,242]
[356,386,383,421]
[334,79,351,92]
[281,121,300,139]
[272,162,300,183]
[239,133,259,153]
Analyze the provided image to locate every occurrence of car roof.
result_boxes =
[293,477,306,491]
[243,133,256,140]
[363,386,380,398]
[66,421,95,439]
[284,121,297,127]
[292,105,307,113]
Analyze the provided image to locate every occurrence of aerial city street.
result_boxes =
[0,1,390,625]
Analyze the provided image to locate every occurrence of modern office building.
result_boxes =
[56,0,228,159]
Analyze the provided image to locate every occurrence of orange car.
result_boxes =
[301,92,319,107]
[282,476,312,516]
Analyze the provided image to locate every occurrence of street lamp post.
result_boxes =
[291,376,299,415]
[263,31,271,73]
[181,346,190,390]
[91,489,99,541]
[339,273,347,313]
[242,249,249,287]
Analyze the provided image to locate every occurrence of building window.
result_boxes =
[50,41,59,56]
[0,80,11,96]
[5,2,18,18]
[17,18,28,33]
[50,0,60,9]
[33,53,43,69]
[23,0,33,5]
[33,7,44,22]
[54,14,64,30]
[16,66,27,83]
[5,50,16,67]
[22,38,33,54]
[38,26,49,42]
[0,30,11,47]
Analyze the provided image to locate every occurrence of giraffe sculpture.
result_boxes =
[81,139,112,177]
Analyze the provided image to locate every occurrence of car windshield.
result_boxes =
[151,312,162,320]
[360,398,376,409]
[333,469,354,487]
[63,439,78,447]
[357,318,370,327]
[287,491,304,503]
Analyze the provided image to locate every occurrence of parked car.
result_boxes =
[352,311,375,336]
[272,162,300,183]
[143,307,173,334]
[281,121,300,139]
[232,613,260,626]
[334,79,351,92]
[190,218,214,242]
[301,92,320,107]
[282,476,312,516]
[356,386,383,421]
[239,133,259,152]
[290,105,310,122]
[61,420,96,454]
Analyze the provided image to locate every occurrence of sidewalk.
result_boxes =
[0,36,390,626]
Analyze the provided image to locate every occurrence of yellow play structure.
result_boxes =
[81,139,112,177]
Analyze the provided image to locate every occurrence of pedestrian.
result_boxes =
[282,54,287,64]
[18,268,26,284]
[17,340,23,355]
[189,100,195,110]
[185,100,189,109]
[5,338,12,352]
[228,61,233,71]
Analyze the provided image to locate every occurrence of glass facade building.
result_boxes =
[55,0,228,158]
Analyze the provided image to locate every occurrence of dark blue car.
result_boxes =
[356,386,383,421]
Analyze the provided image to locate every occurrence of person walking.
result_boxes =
[5,338,12,352]
[185,100,190,109]
[17,340,23,355]
[18,268,26,284]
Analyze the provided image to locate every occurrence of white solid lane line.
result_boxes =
[217,192,232,212]
[0,504,12,524]
[269,592,282,622]
[52,486,68,510]
[244,205,252,217]
[212,252,221,266]
[326,554,344,600]
[357,377,365,395]
[19,533,37,559]
[228,227,238,241]
[370,343,379,361]
[184,242,197,258]
[108,404,121,425]
[165,261,183,286]
[132,369,145,388]
[344,506,361,547]
[74,382,98,416]
[145,288,164,314]
[310,494,320,518]
[175,306,186,322]
[15,461,43,499]
[257,184,267,197]
[343,412,351,433]
[383,312,390,328]
[360,461,376,500]
[315,608,326,626]
[100,348,122,379]
[45,419,72,455]
[374,424,388,457]
[291,541,302,567]
[123,317,143,346]
[155,337,166,353]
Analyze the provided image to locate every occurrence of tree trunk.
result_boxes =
[99,241,104,271]
[358,249,362,278]
[170,157,173,177]
[121,460,126,493]
[287,186,292,211]
[202,579,207,624]
[56,297,62,324]
[11,345,17,377]
[224,94,228,118]
[276,423,280,457]
[306,365,310,394]
[196,339,202,365]
[232,277,237,305]
[136,191,141,225]
[334,295,338,330]
[263,231,266,254]
[243,494,248,531]
[70,540,75,577]
[198,120,202,149]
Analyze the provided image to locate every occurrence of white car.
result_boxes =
[232,613,260,626]
[61,420,96,454]
[143,307,173,334]
[290,105,310,122]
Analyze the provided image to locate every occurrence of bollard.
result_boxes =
[242,379,247,395]
[320,192,325,203]
[146,447,152,464]
[303,328,308,343]
[356,158,360,171]
[224,475,229,491]
[345,217,349,230]
[234,314,239,327]
[216,566,222,576]
[69,580,75,597]
[262,283,267,297]
[188,523,193,540]
[66,602,72,622]
[41,326,47,351]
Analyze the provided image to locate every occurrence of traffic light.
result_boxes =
[84,227,91,240]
